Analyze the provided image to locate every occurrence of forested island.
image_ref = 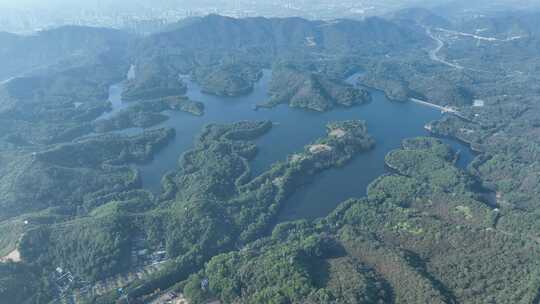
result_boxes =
[192,62,263,97]
[2,8,540,304]
[94,96,204,133]
[121,61,188,102]
[261,65,371,112]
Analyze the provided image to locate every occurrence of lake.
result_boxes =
[109,70,475,222]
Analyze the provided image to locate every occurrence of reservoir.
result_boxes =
[109,70,475,221]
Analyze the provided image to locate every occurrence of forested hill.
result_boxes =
[390,7,453,27]
[134,14,428,59]
[0,14,428,85]
[0,26,132,80]
[455,11,540,38]
[3,10,539,81]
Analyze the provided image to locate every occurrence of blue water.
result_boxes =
[130,70,474,221]
[96,83,130,121]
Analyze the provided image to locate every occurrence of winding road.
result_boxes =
[435,28,526,42]
[424,26,523,74]
[425,27,464,70]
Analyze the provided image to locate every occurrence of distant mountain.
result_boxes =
[134,14,427,63]
[432,0,540,20]
[455,11,540,38]
[390,8,452,28]
[0,26,132,81]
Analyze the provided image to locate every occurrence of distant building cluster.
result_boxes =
[0,1,393,34]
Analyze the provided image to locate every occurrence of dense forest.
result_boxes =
[261,64,371,112]
[1,8,540,304]
[182,138,540,304]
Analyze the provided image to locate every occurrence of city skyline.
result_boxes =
[0,0,537,34]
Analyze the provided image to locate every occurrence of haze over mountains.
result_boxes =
[0,0,538,34]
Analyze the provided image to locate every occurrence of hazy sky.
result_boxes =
[1,0,536,10]
[0,0,196,10]
[0,0,226,8]
[0,0,434,10]
[0,0,144,9]
[0,0,537,35]
[0,0,537,25]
